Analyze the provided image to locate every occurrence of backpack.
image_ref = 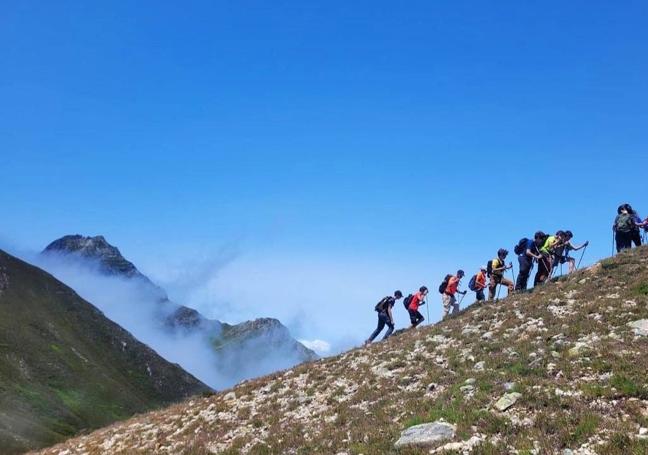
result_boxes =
[514,238,528,255]
[438,274,452,294]
[402,294,413,311]
[615,213,634,233]
[468,274,478,291]
[374,296,391,313]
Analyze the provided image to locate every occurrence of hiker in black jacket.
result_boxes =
[365,290,402,344]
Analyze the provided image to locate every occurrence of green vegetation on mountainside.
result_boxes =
[0,250,210,454]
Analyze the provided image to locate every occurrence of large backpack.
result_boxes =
[438,274,452,294]
[514,238,529,255]
[402,294,413,311]
[374,296,392,312]
[615,213,634,233]
[468,274,478,291]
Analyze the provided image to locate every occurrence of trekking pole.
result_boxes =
[576,244,588,270]
[510,264,516,288]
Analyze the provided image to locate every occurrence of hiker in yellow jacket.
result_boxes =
[488,249,514,300]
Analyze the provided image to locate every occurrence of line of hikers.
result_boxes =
[365,203,646,344]
[365,230,589,344]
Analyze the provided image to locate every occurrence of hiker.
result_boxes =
[623,204,647,247]
[534,231,565,286]
[441,270,467,319]
[407,286,428,328]
[365,290,403,344]
[488,249,514,300]
[468,266,488,302]
[554,231,589,274]
[514,231,546,291]
[614,205,636,252]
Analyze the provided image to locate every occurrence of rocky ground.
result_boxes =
[33,247,648,454]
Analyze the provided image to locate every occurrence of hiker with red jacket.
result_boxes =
[364,290,403,345]
[442,270,467,319]
[407,286,428,328]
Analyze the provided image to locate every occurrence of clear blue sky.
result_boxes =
[1,1,647,348]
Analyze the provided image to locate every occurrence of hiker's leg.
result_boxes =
[476,289,485,301]
[632,230,642,247]
[567,258,576,274]
[417,310,424,325]
[367,315,386,343]
[488,276,497,300]
[442,294,451,318]
[451,295,459,314]
[382,319,395,340]
[502,277,514,295]
[516,256,531,291]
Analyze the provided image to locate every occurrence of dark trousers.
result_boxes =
[516,255,533,291]
[631,229,642,247]
[534,256,551,286]
[475,289,485,301]
[408,309,424,327]
[367,312,394,342]
[616,231,632,252]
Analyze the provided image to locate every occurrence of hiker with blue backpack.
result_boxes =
[468,266,488,302]
[514,231,546,291]
[488,249,514,300]
[364,290,403,345]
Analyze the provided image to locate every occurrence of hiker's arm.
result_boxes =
[572,241,589,251]
[526,248,542,260]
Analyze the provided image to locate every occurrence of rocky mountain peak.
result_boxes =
[43,234,142,279]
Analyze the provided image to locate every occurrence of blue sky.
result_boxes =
[1,1,647,350]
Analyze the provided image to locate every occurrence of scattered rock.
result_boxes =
[504,382,516,391]
[473,361,485,371]
[464,378,476,385]
[481,331,494,340]
[427,383,438,392]
[494,392,522,412]
[394,421,455,449]
[568,342,589,357]
[628,319,648,336]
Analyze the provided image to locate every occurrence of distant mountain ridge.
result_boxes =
[0,249,210,454]
[41,235,318,385]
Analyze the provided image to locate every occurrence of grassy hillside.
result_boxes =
[33,247,648,454]
[0,250,210,454]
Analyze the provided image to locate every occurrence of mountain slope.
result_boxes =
[0,250,210,454]
[33,247,648,454]
[41,235,318,377]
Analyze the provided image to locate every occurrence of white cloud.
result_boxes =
[298,339,332,355]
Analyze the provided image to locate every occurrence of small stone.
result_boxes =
[494,392,522,412]
[394,421,456,449]
[464,378,476,385]
[427,383,438,392]
[563,449,574,455]
[460,385,475,394]
[628,319,648,336]
[568,342,589,357]
[551,351,560,359]
[223,391,236,401]
[482,331,493,340]
[473,361,485,371]
[504,382,516,391]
